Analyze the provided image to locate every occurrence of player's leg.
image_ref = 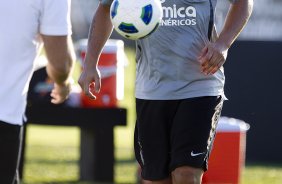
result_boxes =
[171,166,203,184]
[134,98,178,183]
[0,121,23,184]
[142,178,172,184]
[169,96,224,184]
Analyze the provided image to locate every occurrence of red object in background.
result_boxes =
[202,117,249,184]
[77,39,125,107]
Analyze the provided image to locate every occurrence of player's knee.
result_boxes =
[172,166,203,184]
[141,178,172,184]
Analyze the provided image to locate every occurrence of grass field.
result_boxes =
[22,47,282,184]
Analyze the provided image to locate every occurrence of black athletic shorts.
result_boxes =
[0,121,22,184]
[134,96,224,181]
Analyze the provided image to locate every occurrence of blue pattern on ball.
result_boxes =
[141,4,153,25]
[111,0,119,19]
[118,22,139,34]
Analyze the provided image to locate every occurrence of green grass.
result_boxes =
[242,163,282,184]
[23,126,80,184]
[22,47,282,184]
[23,125,137,184]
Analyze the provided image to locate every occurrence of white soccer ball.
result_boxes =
[110,0,163,40]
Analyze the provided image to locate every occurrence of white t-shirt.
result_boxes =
[0,0,72,125]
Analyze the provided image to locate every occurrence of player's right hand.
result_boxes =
[78,66,101,100]
[50,80,72,104]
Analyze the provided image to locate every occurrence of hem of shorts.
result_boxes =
[170,162,207,173]
[141,172,170,182]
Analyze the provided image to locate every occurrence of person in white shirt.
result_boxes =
[0,0,75,183]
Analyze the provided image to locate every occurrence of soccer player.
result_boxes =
[0,0,75,183]
[78,0,253,183]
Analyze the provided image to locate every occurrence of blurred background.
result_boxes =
[22,0,282,184]
[216,0,282,40]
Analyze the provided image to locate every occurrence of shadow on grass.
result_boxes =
[246,162,282,168]
[25,159,78,165]
[22,158,137,184]
[25,158,135,165]
[23,181,135,184]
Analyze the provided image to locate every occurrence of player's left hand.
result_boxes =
[50,81,72,104]
[198,41,228,75]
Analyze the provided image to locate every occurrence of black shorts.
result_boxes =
[134,96,224,181]
[0,121,22,184]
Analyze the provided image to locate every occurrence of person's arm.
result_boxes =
[199,0,253,75]
[42,35,75,104]
[78,2,113,99]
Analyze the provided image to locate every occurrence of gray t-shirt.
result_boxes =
[101,0,235,100]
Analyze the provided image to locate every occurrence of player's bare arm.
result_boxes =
[78,2,113,99]
[199,0,253,75]
[42,35,75,104]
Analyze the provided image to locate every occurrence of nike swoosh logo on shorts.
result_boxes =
[190,151,205,157]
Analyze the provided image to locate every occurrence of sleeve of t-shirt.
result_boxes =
[100,0,113,6]
[40,0,72,36]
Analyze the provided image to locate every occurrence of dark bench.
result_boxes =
[22,103,126,182]
[20,67,127,182]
